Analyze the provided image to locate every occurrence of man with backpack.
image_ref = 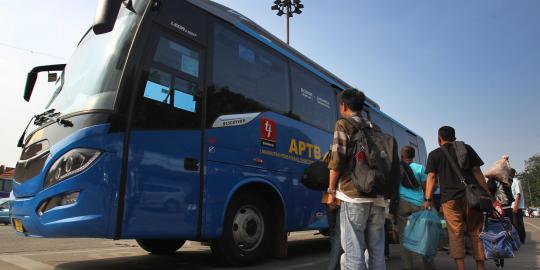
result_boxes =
[397,146,436,270]
[326,88,399,270]
[423,126,491,270]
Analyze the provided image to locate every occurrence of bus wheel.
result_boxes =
[136,239,186,255]
[211,192,271,266]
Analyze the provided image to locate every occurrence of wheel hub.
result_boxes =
[232,205,264,252]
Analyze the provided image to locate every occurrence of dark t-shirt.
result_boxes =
[426,143,484,203]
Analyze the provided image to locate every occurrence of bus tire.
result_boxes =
[211,192,271,266]
[136,239,186,255]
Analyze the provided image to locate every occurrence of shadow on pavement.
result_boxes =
[55,237,330,270]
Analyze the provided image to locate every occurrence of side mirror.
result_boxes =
[24,72,38,101]
[93,0,123,35]
[24,64,66,101]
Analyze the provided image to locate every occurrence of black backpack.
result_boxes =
[301,161,329,191]
[400,161,420,190]
[345,118,400,198]
[301,152,332,191]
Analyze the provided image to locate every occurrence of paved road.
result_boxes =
[0,218,539,270]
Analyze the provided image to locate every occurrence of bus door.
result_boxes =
[123,27,205,238]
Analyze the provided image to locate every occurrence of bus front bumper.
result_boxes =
[9,155,116,238]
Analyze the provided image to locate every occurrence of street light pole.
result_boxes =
[271,0,304,45]
[286,4,290,44]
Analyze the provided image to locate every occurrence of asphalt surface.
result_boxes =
[0,218,539,270]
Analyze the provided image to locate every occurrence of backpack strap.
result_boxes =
[400,161,421,189]
[440,146,468,186]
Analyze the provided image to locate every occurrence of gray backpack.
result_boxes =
[345,118,400,197]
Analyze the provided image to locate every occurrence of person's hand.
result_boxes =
[328,193,337,207]
[513,206,519,214]
[422,200,433,210]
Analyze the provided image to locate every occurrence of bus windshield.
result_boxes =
[45,6,142,116]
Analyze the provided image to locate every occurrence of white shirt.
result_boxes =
[511,178,526,209]
[336,191,386,208]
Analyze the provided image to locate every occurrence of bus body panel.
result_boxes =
[121,130,201,239]
[203,162,287,238]
[203,112,330,237]
[10,123,124,238]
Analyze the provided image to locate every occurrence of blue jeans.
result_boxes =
[340,201,386,270]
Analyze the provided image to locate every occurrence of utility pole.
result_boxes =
[271,0,304,45]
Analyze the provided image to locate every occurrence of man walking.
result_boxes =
[511,168,526,243]
[326,88,387,270]
[397,146,436,270]
[424,126,490,270]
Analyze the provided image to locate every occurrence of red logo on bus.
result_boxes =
[260,118,276,148]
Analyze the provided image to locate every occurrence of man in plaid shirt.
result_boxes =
[327,89,386,270]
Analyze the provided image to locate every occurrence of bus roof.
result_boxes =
[187,0,381,110]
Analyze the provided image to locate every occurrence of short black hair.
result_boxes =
[337,88,365,112]
[401,146,416,159]
[510,168,516,175]
[438,126,456,142]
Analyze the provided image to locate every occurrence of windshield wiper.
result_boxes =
[17,109,73,148]
[36,110,74,128]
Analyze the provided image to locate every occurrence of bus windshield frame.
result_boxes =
[44,3,144,118]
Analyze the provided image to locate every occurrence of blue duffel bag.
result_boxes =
[480,216,521,259]
[403,209,442,262]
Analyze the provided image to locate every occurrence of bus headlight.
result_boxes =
[45,148,102,188]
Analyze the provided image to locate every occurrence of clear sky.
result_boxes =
[1,0,539,172]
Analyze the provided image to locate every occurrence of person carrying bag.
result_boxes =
[423,126,492,270]
[396,146,437,270]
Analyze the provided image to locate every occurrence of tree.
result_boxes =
[518,154,540,207]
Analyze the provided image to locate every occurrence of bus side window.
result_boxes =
[368,110,393,135]
[407,131,420,163]
[290,64,337,131]
[143,68,173,106]
[207,23,290,126]
[361,109,370,121]
[135,35,203,130]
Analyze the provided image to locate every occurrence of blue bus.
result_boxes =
[11,0,427,265]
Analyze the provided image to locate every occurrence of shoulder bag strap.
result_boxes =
[440,146,468,186]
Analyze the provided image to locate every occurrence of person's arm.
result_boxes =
[328,170,340,206]
[327,120,347,206]
[471,166,490,194]
[423,172,437,209]
[420,166,428,192]
[513,180,523,213]
[513,193,521,213]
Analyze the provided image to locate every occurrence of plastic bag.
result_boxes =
[484,155,512,184]
[403,209,442,262]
